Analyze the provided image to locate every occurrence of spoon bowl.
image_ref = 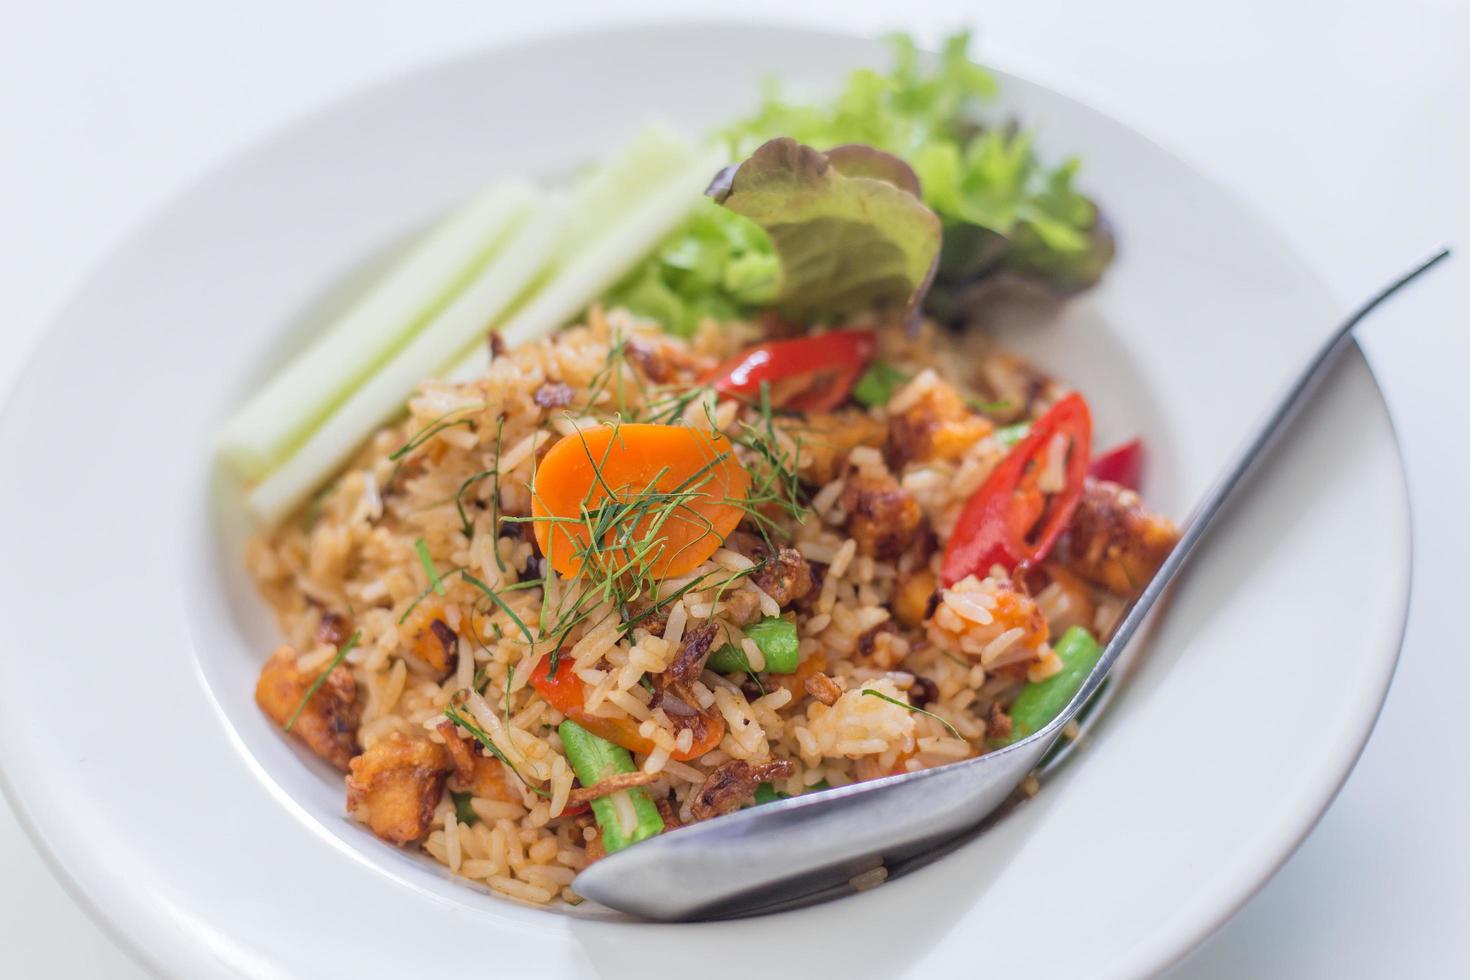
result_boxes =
[575,718,1056,919]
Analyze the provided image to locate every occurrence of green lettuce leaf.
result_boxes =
[728,32,1112,309]
[706,138,940,321]
[605,30,1112,333]
[603,199,778,337]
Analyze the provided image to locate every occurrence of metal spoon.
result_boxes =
[573,247,1451,920]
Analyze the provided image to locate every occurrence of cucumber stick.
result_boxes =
[246,197,568,524]
[219,180,535,480]
[230,123,720,524]
[444,139,727,379]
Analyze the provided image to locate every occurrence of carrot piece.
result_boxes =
[774,650,828,701]
[531,423,750,579]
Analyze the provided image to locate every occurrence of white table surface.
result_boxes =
[2,1,1465,976]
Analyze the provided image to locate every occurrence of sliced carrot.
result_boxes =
[531,423,750,580]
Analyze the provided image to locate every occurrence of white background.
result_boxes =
[1,1,1465,976]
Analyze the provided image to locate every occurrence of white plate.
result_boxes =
[0,22,1408,980]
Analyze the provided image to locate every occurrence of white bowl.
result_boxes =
[0,22,1408,979]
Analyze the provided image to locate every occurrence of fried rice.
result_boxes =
[247,307,1175,906]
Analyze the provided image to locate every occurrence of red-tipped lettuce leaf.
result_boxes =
[706,138,941,321]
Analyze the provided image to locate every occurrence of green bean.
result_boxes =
[707,616,799,674]
[557,720,663,853]
[752,778,831,806]
[705,643,746,674]
[1005,626,1102,743]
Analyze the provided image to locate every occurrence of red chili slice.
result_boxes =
[941,393,1093,586]
[1089,437,1143,490]
[708,330,877,412]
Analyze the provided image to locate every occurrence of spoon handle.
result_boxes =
[1062,246,1452,722]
